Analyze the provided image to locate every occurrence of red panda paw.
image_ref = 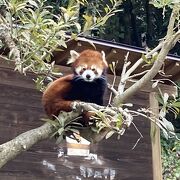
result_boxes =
[83,111,95,119]
[82,111,96,126]
[71,101,82,112]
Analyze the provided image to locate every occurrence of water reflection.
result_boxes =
[42,160,56,171]
[57,147,64,158]
[79,165,116,179]
[42,146,116,179]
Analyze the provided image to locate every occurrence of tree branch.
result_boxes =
[118,52,130,94]
[0,123,55,168]
[124,43,163,79]
[0,109,82,168]
[0,25,22,72]
[113,6,179,106]
[107,83,118,96]
[0,103,106,168]
[0,101,134,168]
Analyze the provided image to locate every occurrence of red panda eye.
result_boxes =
[82,67,86,71]
[92,68,96,71]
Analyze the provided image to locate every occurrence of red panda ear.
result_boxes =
[101,51,108,67]
[67,50,80,64]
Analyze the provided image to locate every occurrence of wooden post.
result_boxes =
[149,92,162,180]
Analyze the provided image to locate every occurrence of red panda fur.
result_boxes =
[42,49,108,119]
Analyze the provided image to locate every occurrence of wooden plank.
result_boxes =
[0,58,177,95]
[0,84,42,107]
[149,92,163,180]
[0,67,36,89]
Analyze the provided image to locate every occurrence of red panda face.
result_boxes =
[67,49,108,82]
[74,64,103,82]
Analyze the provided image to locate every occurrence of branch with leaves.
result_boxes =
[113,6,180,106]
[0,0,121,90]
[0,0,180,170]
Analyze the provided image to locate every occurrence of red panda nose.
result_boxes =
[86,74,91,79]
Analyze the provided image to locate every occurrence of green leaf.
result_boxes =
[83,14,93,31]
[152,81,159,88]
[97,125,106,133]
[141,54,148,63]
[69,128,80,134]
[173,107,179,115]
[58,127,64,136]
[28,0,39,8]
[109,63,113,73]
[8,48,16,59]
[74,22,81,33]
[91,126,98,132]
[163,93,169,104]
[162,118,174,132]
[172,102,180,108]
[116,113,123,128]
[58,40,67,48]
[156,95,164,105]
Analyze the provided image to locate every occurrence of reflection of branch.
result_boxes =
[113,6,179,106]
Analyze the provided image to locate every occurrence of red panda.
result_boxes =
[42,49,108,120]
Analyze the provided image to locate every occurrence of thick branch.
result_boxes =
[75,101,116,116]
[0,102,117,168]
[0,123,55,168]
[0,110,81,168]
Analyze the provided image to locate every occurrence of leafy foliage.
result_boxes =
[156,88,180,139]
[42,112,83,144]
[160,86,180,179]
[0,0,121,91]
[161,134,180,180]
